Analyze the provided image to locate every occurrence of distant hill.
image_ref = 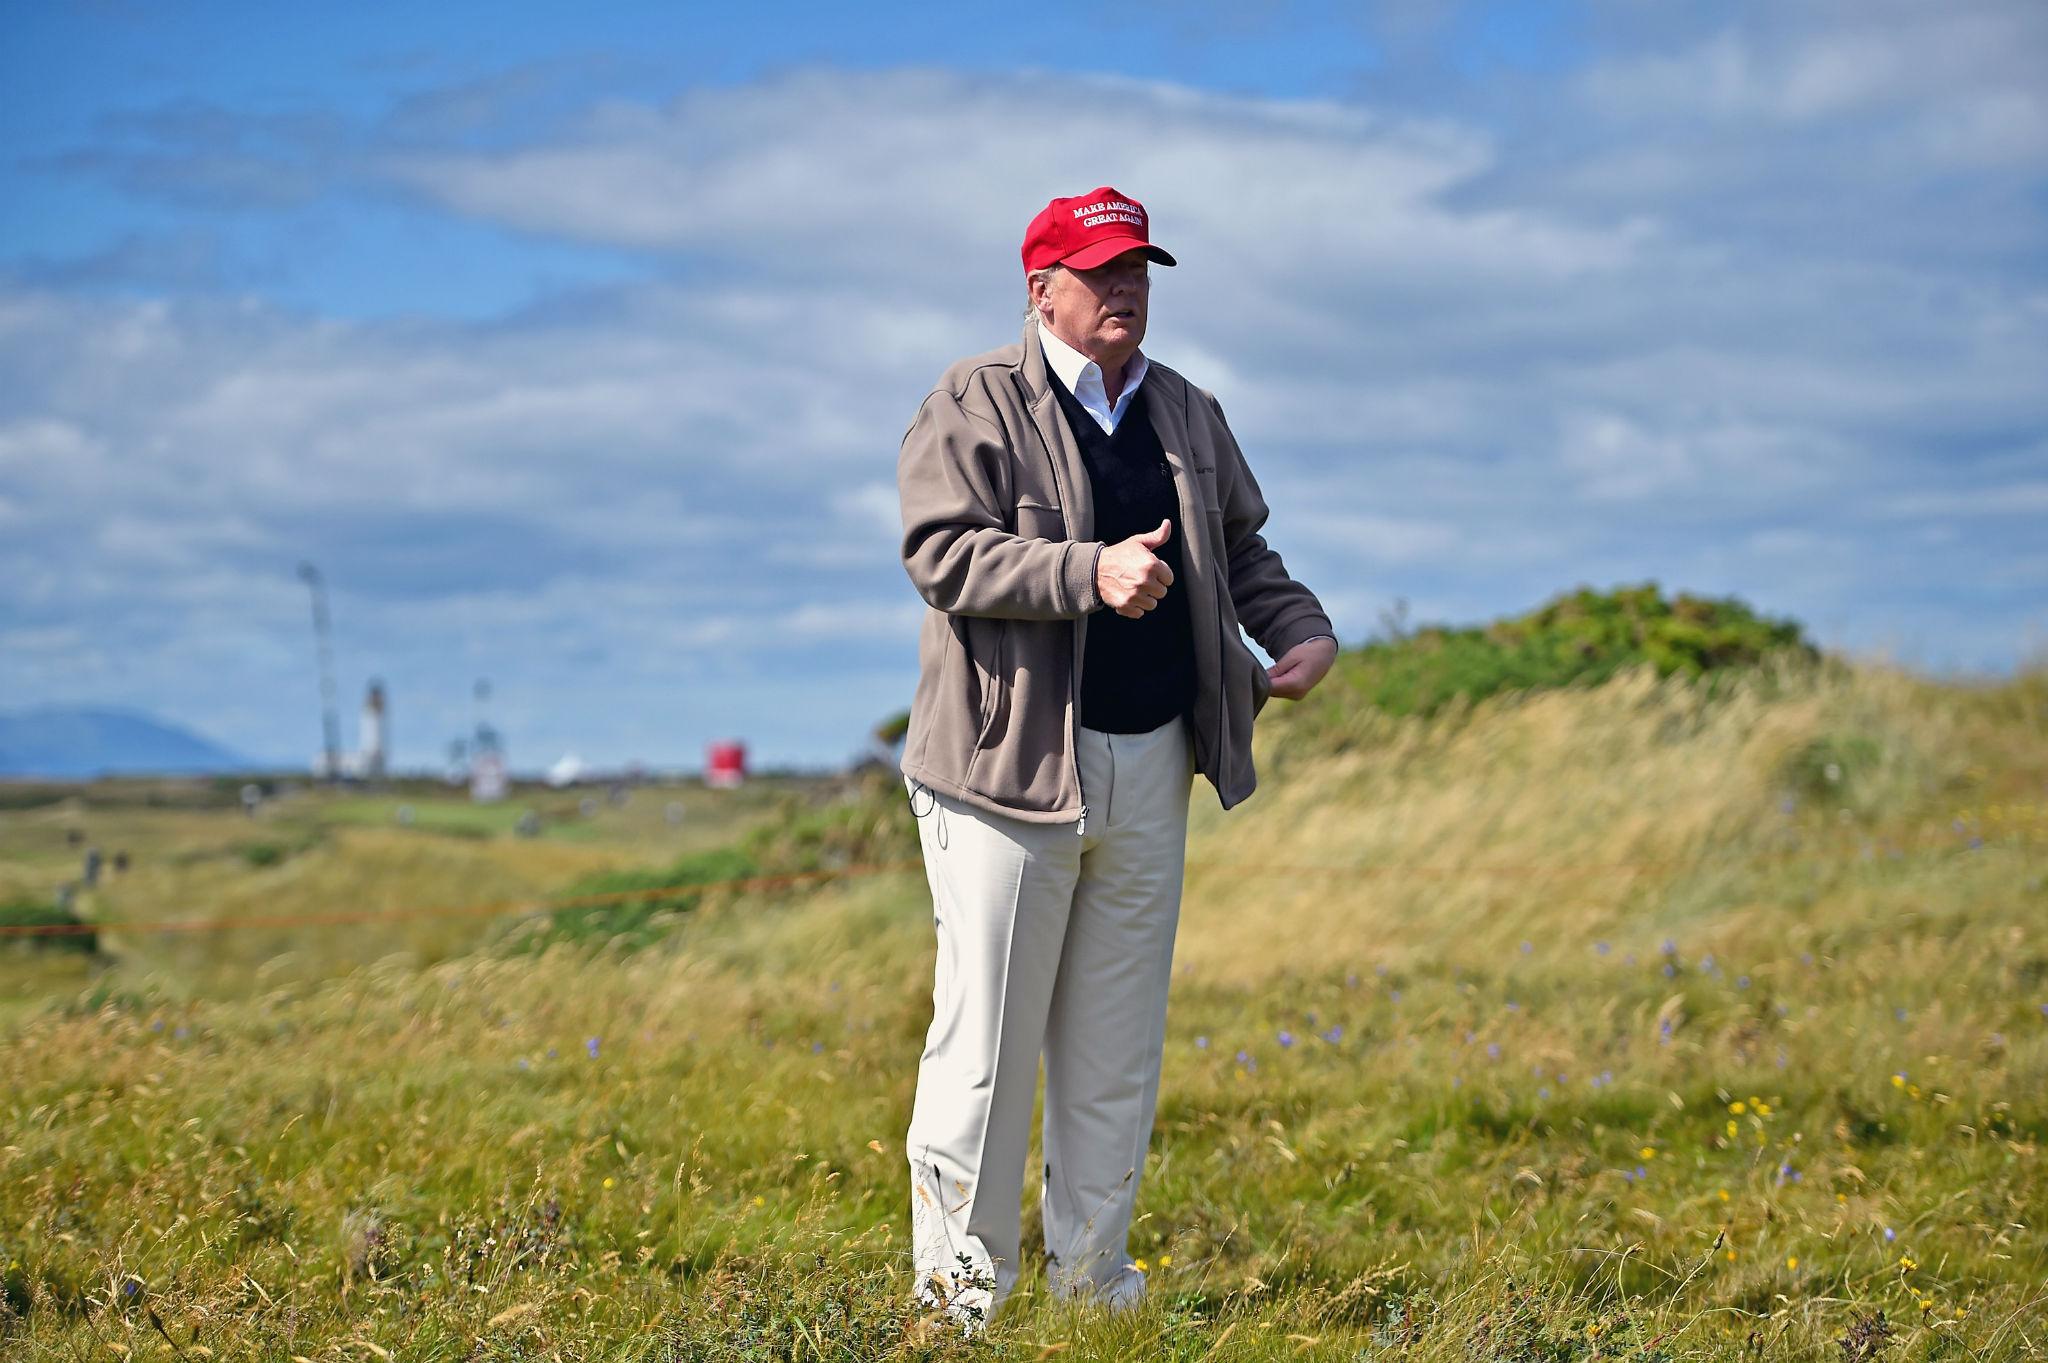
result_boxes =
[0,707,253,779]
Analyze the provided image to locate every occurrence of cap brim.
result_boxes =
[1059,237,1177,270]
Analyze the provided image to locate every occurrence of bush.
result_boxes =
[1315,582,1814,723]
[500,847,762,954]
[0,896,97,954]
[739,768,919,876]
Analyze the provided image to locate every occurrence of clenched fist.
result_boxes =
[1095,518,1175,619]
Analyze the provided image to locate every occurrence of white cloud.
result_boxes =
[1557,410,1694,503]
[4,42,2044,763]
[379,68,1647,287]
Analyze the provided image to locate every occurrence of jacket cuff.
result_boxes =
[1063,541,1106,615]
[1268,614,1338,660]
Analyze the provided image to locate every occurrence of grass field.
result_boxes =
[3,654,2043,1359]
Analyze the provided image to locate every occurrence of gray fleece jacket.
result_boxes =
[896,318,1334,828]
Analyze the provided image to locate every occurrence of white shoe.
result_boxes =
[1098,1264,1147,1313]
[1050,1261,1147,1313]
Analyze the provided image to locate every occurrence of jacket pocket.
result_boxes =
[1015,498,1066,542]
[973,619,1009,750]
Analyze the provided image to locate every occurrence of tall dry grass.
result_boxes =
[1,658,2042,1358]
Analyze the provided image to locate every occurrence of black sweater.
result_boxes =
[1047,372,1198,734]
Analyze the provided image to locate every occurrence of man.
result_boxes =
[895,185,1338,1331]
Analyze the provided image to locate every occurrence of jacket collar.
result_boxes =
[1019,314,1053,401]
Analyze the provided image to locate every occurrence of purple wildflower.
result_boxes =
[586,1036,601,1059]
[1277,1030,1295,1048]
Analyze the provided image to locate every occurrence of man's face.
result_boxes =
[1039,248,1152,361]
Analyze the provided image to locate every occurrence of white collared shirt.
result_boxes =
[1037,320,1149,435]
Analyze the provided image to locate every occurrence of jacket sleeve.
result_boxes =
[1206,392,1337,659]
[898,386,1106,620]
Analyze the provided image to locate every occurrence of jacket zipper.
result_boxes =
[1073,593,1088,836]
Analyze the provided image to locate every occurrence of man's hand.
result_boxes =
[1095,518,1175,619]
[1266,636,1338,701]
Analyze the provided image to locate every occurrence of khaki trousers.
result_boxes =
[903,712,1194,1313]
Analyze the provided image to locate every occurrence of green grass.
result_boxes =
[1,655,2043,1358]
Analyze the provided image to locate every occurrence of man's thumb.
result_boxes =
[1137,517,1172,546]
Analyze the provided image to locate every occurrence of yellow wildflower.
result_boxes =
[1730,1101,1746,1115]
[1787,1256,1799,1270]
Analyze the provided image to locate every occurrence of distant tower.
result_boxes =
[360,680,388,779]
[469,678,507,803]
[297,562,341,780]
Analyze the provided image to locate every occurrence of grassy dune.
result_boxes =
[3,657,2043,1359]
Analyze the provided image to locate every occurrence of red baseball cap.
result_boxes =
[1021,185,1178,274]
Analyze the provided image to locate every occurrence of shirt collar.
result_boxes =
[1036,319,1148,409]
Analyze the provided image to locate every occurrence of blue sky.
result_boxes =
[3,1,2043,773]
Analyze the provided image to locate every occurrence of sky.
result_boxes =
[2,0,2043,774]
